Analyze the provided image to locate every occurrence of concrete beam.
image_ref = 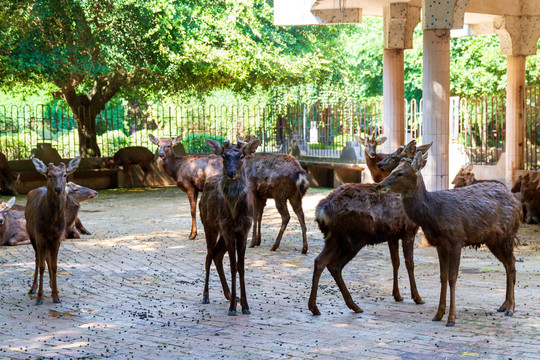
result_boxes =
[494,15,540,56]
[422,0,470,30]
[383,3,421,49]
[312,8,362,24]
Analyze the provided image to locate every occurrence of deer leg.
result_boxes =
[271,198,290,251]
[289,195,308,254]
[140,164,150,187]
[203,230,218,304]
[327,251,363,314]
[387,239,403,302]
[256,200,265,246]
[433,246,449,322]
[75,217,90,235]
[250,195,263,248]
[36,253,46,305]
[29,247,39,295]
[213,236,231,301]
[446,246,462,327]
[308,245,335,315]
[226,239,238,316]
[186,189,198,240]
[486,242,516,316]
[402,234,424,304]
[237,234,250,315]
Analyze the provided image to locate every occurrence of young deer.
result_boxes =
[356,133,390,183]
[199,138,260,316]
[376,151,522,327]
[103,146,155,188]
[149,134,222,239]
[0,197,30,246]
[26,157,81,304]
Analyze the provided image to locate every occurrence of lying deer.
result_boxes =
[103,146,155,188]
[0,197,29,246]
[238,137,310,254]
[200,138,260,315]
[65,182,98,238]
[376,151,522,326]
[308,140,431,315]
[27,157,81,304]
[0,151,18,195]
[149,134,222,239]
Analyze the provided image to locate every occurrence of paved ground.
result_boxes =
[0,187,539,360]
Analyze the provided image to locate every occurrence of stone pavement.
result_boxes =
[0,187,539,360]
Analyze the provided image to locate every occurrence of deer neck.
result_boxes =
[45,187,67,223]
[400,173,435,228]
[219,174,249,219]
[161,151,185,181]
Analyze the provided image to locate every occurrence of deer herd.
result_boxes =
[0,132,538,327]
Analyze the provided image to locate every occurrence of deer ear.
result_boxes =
[465,164,473,172]
[403,140,416,155]
[67,156,81,174]
[354,135,364,145]
[148,134,159,145]
[32,158,47,175]
[412,151,427,172]
[172,135,182,146]
[6,197,15,210]
[243,139,260,156]
[417,141,433,154]
[376,136,387,145]
[206,139,223,155]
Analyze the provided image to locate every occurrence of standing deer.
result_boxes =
[0,197,30,246]
[376,139,433,172]
[149,134,222,239]
[376,151,522,326]
[199,138,260,315]
[26,157,81,305]
[237,136,309,253]
[103,146,155,188]
[520,176,540,224]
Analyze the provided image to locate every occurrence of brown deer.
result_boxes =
[451,164,502,188]
[65,182,98,238]
[521,176,540,224]
[376,139,433,172]
[0,151,18,195]
[356,133,391,183]
[26,157,81,305]
[0,197,30,246]
[149,134,222,239]
[376,151,522,327]
[237,136,310,254]
[199,138,260,315]
[103,146,155,188]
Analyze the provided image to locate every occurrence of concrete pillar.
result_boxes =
[505,55,526,185]
[383,49,405,153]
[422,29,450,191]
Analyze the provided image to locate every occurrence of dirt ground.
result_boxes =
[0,186,539,359]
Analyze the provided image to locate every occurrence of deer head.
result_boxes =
[149,134,182,158]
[375,151,429,195]
[376,140,433,172]
[33,157,80,196]
[0,197,15,226]
[207,139,260,180]
[451,164,475,187]
[355,133,387,158]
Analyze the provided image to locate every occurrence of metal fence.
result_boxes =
[1,94,537,169]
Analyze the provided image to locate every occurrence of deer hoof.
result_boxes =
[35,300,43,305]
[53,298,62,304]
[84,231,91,235]
[446,321,455,327]
[394,295,404,302]
[28,290,35,295]
[202,297,209,304]
[301,248,308,255]
[432,316,442,322]
[227,310,237,316]
[497,306,506,312]
[242,308,251,315]
[504,310,513,317]
[309,306,321,316]
[414,298,425,305]
[270,246,278,252]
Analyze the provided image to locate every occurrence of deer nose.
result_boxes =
[376,163,383,169]
[227,171,236,179]
[158,152,165,158]
[0,218,4,225]
[55,187,62,194]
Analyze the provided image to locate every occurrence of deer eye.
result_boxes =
[63,174,67,177]
[397,173,403,177]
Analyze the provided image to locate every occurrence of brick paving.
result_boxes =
[0,187,539,360]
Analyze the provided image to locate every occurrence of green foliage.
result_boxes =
[182,133,228,153]
[97,130,130,157]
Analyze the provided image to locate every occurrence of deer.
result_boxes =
[199,138,260,316]
[520,175,540,224]
[308,144,428,315]
[26,156,81,305]
[149,134,222,239]
[375,151,522,327]
[451,164,502,188]
[65,182,98,238]
[238,137,310,254]
[103,146,155,188]
[376,139,433,172]
[0,197,30,246]
[0,151,19,195]
[355,133,390,183]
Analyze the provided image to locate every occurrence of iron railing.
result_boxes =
[525,86,540,170]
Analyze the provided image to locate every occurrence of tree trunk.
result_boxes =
[73,105,101,157]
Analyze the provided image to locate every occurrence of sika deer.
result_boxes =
[238,137,309,253]
[0,197,30,246]
[149,134,222,239]
[451,164,502,188]
[26,157,81,304]
[199,138,260,315]
[376,139,433,172]
[376,151,522,326]
[65,182,98,238]
[521,176,540,224]
[356,134,390,183]
[103,146,155,187]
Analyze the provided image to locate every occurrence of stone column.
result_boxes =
[494,16,540,185]
[382,4,420,154]
[421,0,469,191]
